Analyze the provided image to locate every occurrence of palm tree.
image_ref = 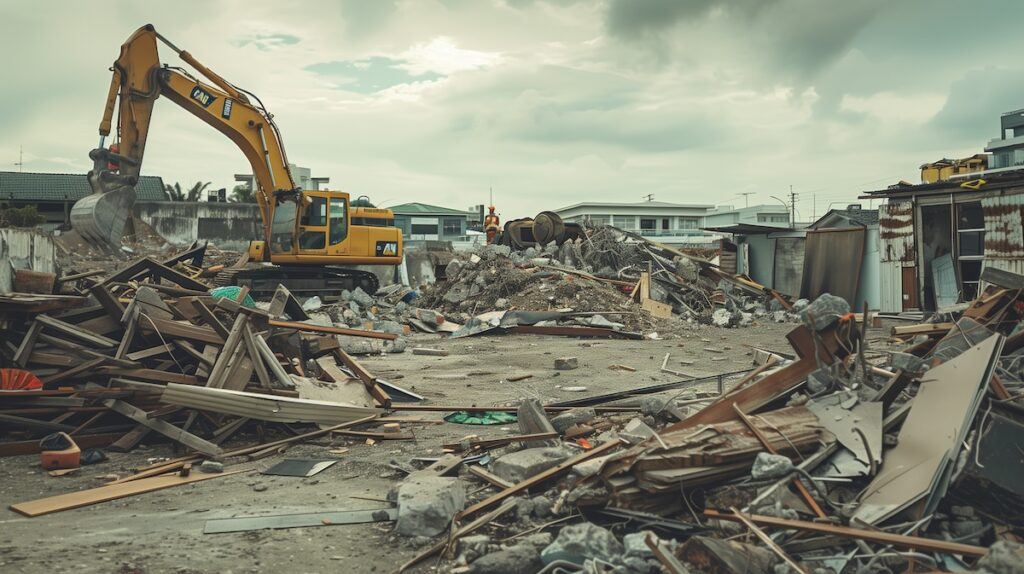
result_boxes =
[186,181,211,202]
[164,182,184,201]
[163,181,211,201]
[229,184,256,203]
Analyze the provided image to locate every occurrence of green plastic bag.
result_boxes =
[443,411,518,425]
[209,286,257,309]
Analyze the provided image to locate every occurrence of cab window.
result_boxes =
[330,198,348,245]
[299,197,327,250]
[270,200,297,254]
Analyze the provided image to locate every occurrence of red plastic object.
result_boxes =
[0,369,43,391]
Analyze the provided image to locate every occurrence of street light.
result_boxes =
[769,195,791,225]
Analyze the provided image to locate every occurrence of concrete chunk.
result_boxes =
[553,357,578,370]
[491,446,573,484]
[394,475,466,537]
[549,408,596,434]
[540,522,623,565]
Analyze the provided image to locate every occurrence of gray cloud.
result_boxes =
[929,68,1024,141]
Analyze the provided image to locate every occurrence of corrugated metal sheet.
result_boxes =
[982,192,1024,258]
[981,192,1024,290]
[879,202,914,262]
[878,260,904,313]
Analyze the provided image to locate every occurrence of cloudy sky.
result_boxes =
[2,0,1022,220]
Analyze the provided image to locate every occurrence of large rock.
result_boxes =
[491,446,573,483]
[469,544,543,574]
[978,540,1024,574]
[541,522,623,565]
[350,287,376,308]
[335,335,407,355]
[800,293,850,331]
[394,475,466,537]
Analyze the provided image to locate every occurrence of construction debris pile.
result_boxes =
[390,278,1024,573]
[3,240,1024,574]
[0,243,409,465]
[422,224,801,329]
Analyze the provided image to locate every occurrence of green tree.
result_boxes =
[0,205,44,227]
[164,181,211,201]
[229,184,256,203]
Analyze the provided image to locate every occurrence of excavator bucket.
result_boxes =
[69,171,136,248]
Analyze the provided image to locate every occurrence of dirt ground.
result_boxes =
[0,319,894,574]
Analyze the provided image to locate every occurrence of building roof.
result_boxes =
[861,166,1024,199]
[701,223,795,235]
[0,171,167,202]
[554,200,714,212]
[810,208,879,229]
[387,202,469,216]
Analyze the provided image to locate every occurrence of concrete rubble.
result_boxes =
[2,229,1024,574]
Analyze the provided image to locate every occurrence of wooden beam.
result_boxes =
[703,509,987,558]
[10,469,244,517]
[456,439,623,521]
[104,400,223,457]
[728,507,808,574]
[36,314,119,348]
[268,319,397,341]
[732,404,826,519]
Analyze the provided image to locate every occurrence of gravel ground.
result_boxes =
[0,319,895,574]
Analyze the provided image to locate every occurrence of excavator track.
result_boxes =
[213,266,379,302]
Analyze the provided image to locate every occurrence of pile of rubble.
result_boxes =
[387,277,1024,573]
[422,224,800,329]
[0,243,417,467]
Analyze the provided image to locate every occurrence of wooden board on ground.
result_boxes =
[10,469,245,517]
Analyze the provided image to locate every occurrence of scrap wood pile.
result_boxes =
[0,243,409,468]
[421,224,800,330]
[392,283,1024,573]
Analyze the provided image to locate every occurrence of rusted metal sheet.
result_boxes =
[982,192,1024,258]
[981,192,1024,290]
[800,227,865,305]
[879,202,914,263]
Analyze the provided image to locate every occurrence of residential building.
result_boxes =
[703,204,791,228]
[985,109,1024,170]
[0,170,166,229]
[552,200,714,246]
[860,109,1024,312]
[389,202,470,243]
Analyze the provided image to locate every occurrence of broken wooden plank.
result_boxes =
[467,465,515,490]
[10,469,245,517]
[703,509,987,558]
[0,432,122,457]
[36,314,119,348]
[456,439,624,521]
[890,322,954,337]
[140,317,224,345]
[104,400,223,457]
[13,321,43,367]
[268,319,397,341]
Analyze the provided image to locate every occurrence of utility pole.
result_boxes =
[788,185,797,225]
[739,192,754,208]
[642,193,654,202]
[13,146,23,172]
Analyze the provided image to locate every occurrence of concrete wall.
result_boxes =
[0,228,56,294]
[135,201,261,251]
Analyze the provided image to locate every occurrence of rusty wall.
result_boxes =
[981,192,1024,285]
[879,201,915,262]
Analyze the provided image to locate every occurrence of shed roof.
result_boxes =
[810,209,879,229]
[0,171,167,202]
[388,202,468,216]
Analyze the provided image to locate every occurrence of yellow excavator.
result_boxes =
[71,24,403,297]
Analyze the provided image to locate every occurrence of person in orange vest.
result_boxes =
[484,205,500,244]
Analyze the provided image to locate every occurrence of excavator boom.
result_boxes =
[70,24,403,299]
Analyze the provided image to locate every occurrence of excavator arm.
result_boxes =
[72,24,298,247]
